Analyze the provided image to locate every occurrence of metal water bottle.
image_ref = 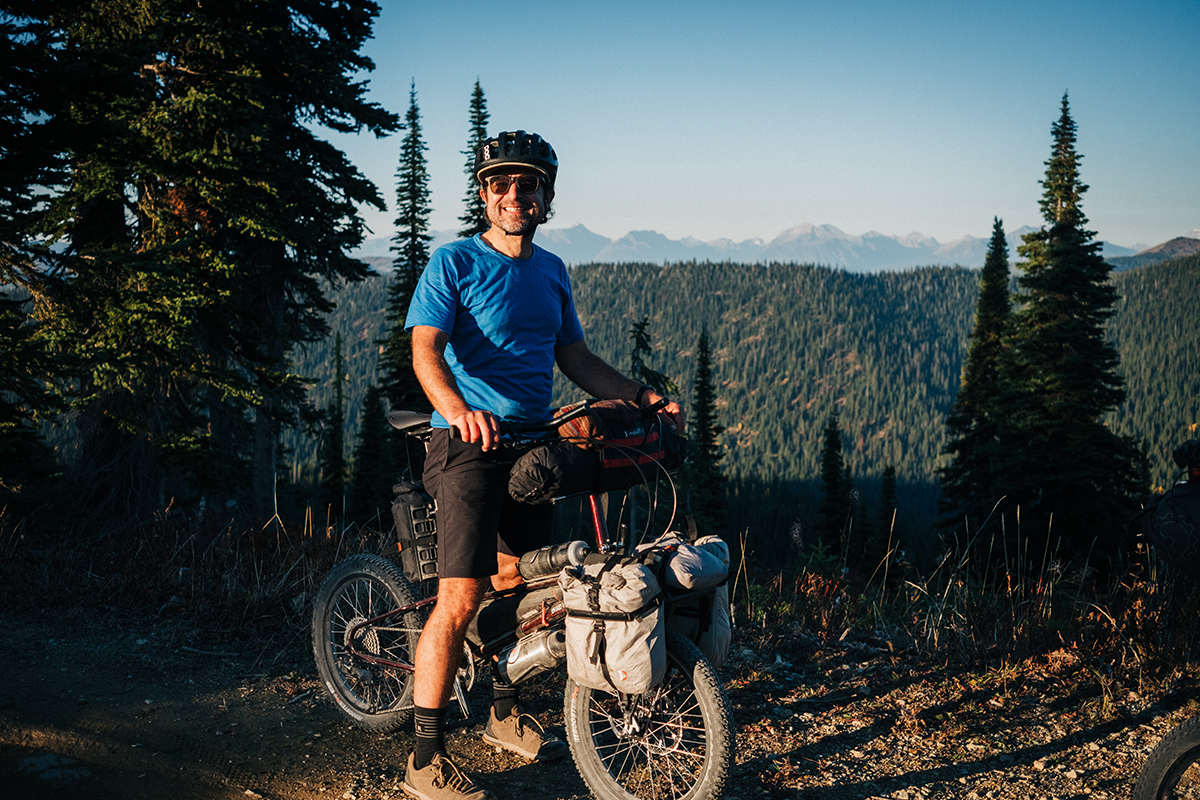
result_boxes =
[495,628,568,685]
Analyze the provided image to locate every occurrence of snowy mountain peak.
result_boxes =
[353,224,1175,273]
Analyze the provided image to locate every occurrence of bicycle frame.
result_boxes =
[343,488,623,674]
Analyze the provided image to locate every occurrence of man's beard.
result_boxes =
[488,211,540,237]
[486,196,551,237]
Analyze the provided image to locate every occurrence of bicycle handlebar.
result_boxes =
[389,397,672,445]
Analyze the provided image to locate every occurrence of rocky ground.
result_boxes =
[1,609,1196,800]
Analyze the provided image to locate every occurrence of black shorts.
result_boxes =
[423,429,554,579]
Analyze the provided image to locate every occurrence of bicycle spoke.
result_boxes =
[581,678,707,800]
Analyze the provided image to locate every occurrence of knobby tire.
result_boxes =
[311,554,423,732]
[1133,715,1200,800]
[564,628,733,800]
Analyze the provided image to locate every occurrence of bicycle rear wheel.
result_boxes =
[1134,715,1200,800]
[312,554,423,732]
[564,629,733,800]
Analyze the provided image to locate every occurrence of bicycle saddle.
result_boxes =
[387,409,433,432]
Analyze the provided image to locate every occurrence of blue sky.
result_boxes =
[325,0,1200,250]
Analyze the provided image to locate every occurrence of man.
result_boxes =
[402,130,684,800]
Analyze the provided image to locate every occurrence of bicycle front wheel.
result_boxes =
[1134,715,1200,800]
[312,554,423,732]
[564,628,733,800]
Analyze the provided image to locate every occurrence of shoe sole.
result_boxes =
[402,778,496,800]
[480,731,569,762]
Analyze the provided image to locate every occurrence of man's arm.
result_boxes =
[555,339,685,431]
[411,325,501,450]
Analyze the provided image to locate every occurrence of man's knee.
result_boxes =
[431,578,486,627]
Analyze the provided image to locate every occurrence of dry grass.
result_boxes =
[3,501,1197,696]
[0,501,390,655]
[729,520,1200,699]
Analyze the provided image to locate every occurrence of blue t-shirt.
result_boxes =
[405,235,586,427]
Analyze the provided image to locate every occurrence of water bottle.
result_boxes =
[495,628,567,685]
[516,540,590,580]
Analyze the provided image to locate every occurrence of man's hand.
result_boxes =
[555,340,686,432]
[446,409,500,451]
[643,390,685,433]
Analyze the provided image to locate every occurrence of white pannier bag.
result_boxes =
[559,556,665,695]
[638,534,732,668]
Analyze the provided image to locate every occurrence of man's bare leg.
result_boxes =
[410,575,487,780]
[405,577,497,799]
[414,577,488,709]
[491,552,521,591]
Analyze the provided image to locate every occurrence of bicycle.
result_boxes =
[311,401,734,800]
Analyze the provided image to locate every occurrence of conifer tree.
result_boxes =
[814,411,850,556]
[348,383,397,526]
[1,10,65,290]
[457,80,490,238]
[688,328,726,534]
[0,12,65,506]
[23,0,398,521]
[629,317,678,395]
[379,80,431,413]
[938,218,1011,533]
[878,465,898,550]
[994,94,1147,560]
[317,334,348,517]
[0,296,59,506]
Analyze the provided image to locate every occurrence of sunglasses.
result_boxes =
[485,174,542,195]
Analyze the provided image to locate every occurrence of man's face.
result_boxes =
[480,169,553,237]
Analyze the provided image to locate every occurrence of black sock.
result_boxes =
[413,705,447,770]
[492,683,519,721]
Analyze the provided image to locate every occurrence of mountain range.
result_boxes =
[354,224,1199,273]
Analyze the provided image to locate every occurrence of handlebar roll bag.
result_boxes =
[507,400,684,504]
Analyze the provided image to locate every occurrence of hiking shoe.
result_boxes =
[403,752,494,800]
[481,705,569,761]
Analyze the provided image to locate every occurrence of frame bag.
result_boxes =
[559,555,666,695]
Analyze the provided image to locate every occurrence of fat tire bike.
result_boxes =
[311,402,734,800]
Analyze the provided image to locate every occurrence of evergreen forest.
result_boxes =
[2,2,1195,606]
[286,252,1200,566]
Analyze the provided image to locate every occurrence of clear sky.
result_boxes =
[323,0,1200,250]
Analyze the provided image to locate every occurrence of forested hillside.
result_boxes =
[1106,252,1200,485]
[292,254,1199,560]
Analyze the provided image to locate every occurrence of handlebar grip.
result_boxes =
[644,397,669,415]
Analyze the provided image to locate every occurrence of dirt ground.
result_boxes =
[1,608,1197,800]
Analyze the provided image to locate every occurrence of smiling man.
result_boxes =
[402,131,683,800]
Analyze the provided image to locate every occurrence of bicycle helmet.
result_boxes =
[473,130,558,186]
